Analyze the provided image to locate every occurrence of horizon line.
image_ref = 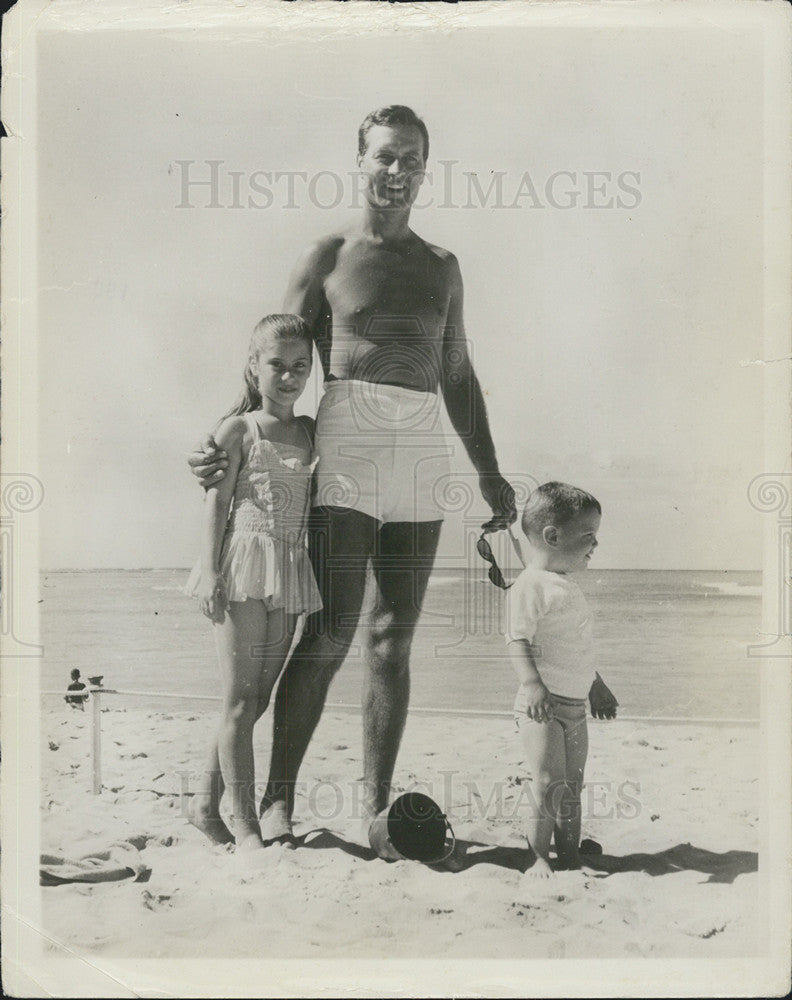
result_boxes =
[40,566,763,575]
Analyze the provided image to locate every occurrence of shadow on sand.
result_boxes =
[297,830,756,884]
[583,843,758,884]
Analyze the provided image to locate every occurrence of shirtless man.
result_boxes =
[190,106,516,851]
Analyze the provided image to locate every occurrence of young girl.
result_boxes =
[185,314,322,852]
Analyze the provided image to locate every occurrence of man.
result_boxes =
[190,106,516,852]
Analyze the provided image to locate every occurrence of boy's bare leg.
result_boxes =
[554,718,588,869]
[520,718,566,879]
[259,507,377,842]
[359,520,441,841]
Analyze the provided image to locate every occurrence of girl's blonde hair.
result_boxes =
[223,314,313,418]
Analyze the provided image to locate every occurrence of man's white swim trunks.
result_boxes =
[312,380,452,523]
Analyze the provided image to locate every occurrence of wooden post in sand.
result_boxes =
[91,689,102,794]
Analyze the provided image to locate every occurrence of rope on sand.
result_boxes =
[42,686,758,724]
[42,687,758,797]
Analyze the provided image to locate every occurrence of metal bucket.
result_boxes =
[368,791,456,864]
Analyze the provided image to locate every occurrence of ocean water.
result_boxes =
[40,568,761,721]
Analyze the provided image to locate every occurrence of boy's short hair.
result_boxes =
[521,481,601,537]
[358,105,430,161]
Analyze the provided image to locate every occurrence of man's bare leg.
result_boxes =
[259,506,377,842]
[360,520,441,845]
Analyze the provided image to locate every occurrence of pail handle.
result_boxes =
[437,816,457,864]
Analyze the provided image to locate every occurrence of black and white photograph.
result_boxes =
[2,0,790,996]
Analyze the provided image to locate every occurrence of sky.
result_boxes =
[34,13,769,569]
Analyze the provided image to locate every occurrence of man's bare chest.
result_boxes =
[324,250,450,334]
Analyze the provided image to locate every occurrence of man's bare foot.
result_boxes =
[236,830,266,852]
[522,856,554,880]
[187,801,234,846]
[259,800,296,849]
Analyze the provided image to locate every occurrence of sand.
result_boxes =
[40,703,760,963]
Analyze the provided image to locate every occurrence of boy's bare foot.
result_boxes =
[522,856,554,880]
[187,801,234,846]
[259,801,296,849]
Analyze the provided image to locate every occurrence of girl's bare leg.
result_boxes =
[189,608,296,847]
[213,599,275,850]
[187,733,234,845]
[520,718,566,879]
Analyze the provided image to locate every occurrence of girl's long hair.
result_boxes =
[221,314,313,420]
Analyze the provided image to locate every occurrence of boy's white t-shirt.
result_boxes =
[506,568,597,700]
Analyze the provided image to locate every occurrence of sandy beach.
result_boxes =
[40,703,760,962]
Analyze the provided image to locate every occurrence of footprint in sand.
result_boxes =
[141,890,175,912]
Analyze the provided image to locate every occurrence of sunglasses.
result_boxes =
[477,534,509,589]
[477,528,525,590]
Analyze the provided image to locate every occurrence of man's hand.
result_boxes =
[187,433,228,489]
[479,473,517,532]
[198,572,229,624]
[589,673,618,720]
[520,680,554,724]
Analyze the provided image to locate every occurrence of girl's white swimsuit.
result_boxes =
[185,413,322,614]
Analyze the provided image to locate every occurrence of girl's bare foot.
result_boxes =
[233,832,283,872]
[259,801,296,849]
[187,801,234,846]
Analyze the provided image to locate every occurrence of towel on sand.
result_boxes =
[40,840,149,886]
